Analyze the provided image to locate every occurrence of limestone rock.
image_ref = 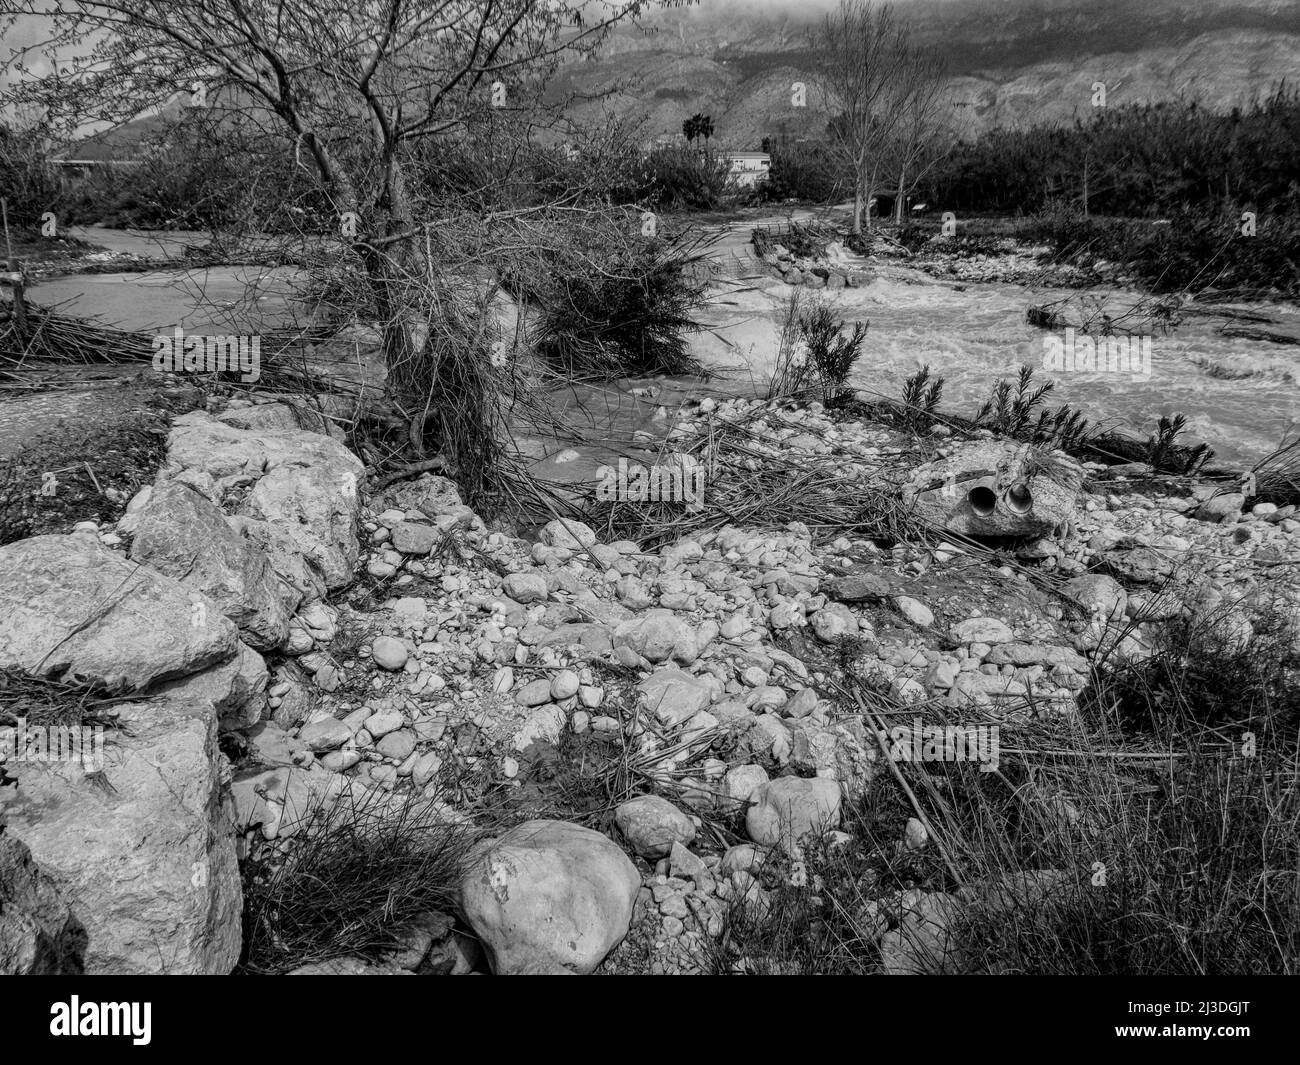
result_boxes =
[0,834,85,975]
[637,668,715,727]
[163,410,363,504]
[149,640,268,732]
[129,481,294,650]
[951,617,1015,645]
[1062,573,1127,621]
[0,535,237,694]
[459,820,639,974]
[894,595,934,628]
[371,636,409,671]
[0,696,242,974]
[243,464,361,592]
[1194,492,1245,524]
[745,777,842,852]
[391,521,440,556]
[878,892,965,975]
[502,570,549,604]
[827,573,891,602]
[614,610,696,665]
[614,795,696,859]
[376,474,463,521]
[540,519,599,552]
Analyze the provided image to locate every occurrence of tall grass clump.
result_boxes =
[239,788,484,974]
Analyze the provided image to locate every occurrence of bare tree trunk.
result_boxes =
[852,185,864,236]
[894,166,907,223]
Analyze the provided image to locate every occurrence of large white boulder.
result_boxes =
[459,820,639,975]
[745,776,843,852]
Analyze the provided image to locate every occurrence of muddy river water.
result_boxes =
[32,224,1300,474]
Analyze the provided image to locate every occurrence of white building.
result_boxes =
[724,151,771,188]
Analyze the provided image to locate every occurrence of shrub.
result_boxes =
[637,146,732,211]
[898,365,944,432]
[758,135,845,203]
[922,89,1300,219]
[1024,202,1300,295]
[767,291,868,403]
[525,222,710,378]
[0,124,64,230]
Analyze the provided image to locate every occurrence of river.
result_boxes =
[29,223,1300,473]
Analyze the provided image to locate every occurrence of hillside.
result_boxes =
[551,0,1300,147]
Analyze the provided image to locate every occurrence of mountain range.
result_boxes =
[550,0,1300,147]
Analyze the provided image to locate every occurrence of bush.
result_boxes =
[767,291,868,403]
[922,89,1300,219]
[0,124,64,230]
[636,146,732,211]
[521,220,710,378]
[758,136,845,204]
[898,365,944,432]
[1025,202,1300,295]
[58,114,332,232]
[973,365,1093,452]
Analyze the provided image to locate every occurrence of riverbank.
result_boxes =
[4,385,1296,974]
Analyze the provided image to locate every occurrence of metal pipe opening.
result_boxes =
[1005,481,1033,514]
[968,485,997,516]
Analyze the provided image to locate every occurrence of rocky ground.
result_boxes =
[1,380,1295,976]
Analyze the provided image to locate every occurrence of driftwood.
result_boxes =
[1180,305,1278,324]
[1218,324,1300,345]
[1026,305,1066,329]
[372,457,450,492]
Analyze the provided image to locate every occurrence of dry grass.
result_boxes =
[238,786,484,975]
[587,404,926,549]
[0,667,135,730]
[712,604,1300,975]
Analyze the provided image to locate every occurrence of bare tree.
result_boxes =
[887,42,953,223]
[0,0,676,494]
[815,0,909,236]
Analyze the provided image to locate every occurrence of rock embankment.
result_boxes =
[4,391,1295,975]
[0,399,362,973]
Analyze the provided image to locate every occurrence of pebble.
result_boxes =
[371,636,409,670]
[550,669,580,700]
